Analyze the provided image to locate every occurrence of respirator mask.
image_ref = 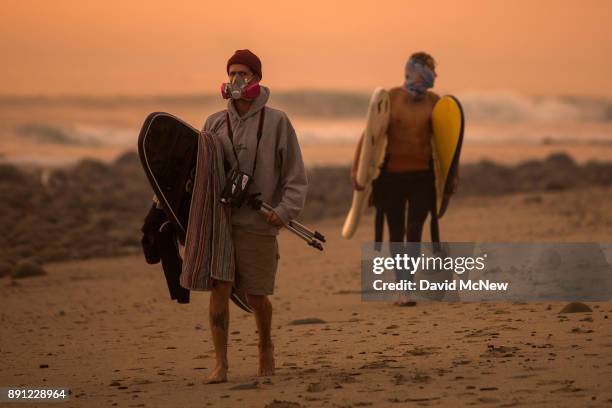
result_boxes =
[221,74,261,100]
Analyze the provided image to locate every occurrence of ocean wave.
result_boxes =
[3,90,611,122]
[5,91,612,150]
[456,91,612,122]
[14,123,137,147]
[281,90,612,122]
[16,124,78,145]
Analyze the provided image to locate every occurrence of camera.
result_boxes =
[220,168,254,207]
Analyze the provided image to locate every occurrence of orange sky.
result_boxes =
[1,0,611,97]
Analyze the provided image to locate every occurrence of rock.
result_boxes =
[229,382,259,390]
[559,302,592,314]
[307,382,326,392]
[114,151,139,167]
[11,260,47,279]
[0,163,26,182]
[0,261,12,278]
[523,195,543,204]
[2,153,612,267]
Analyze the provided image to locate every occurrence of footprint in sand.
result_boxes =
[288,318,326,325]
[264,401,302,408]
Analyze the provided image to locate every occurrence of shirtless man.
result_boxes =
[351,52,456,305]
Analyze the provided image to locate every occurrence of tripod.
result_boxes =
[247,196,326,251]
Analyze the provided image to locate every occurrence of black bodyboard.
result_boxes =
[138,112,252,313]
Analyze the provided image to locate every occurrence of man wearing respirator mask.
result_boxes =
[201,49,308,383]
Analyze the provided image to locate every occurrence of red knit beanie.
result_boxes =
[226,49,262,80]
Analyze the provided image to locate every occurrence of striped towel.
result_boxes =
[180,130,234,290]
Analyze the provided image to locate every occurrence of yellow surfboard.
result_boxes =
[431,95,464,217]
[341,87,390,239]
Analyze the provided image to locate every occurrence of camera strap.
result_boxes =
[225,107,265,176]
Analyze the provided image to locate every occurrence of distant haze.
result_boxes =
[1,0,611,97]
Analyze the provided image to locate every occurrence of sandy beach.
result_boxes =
[3,2,612,406]
[2,187,612,407]
[1,64,612,408]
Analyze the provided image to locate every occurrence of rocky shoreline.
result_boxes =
[1,152,611,265]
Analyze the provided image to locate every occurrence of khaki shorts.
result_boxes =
[232,227,279,296]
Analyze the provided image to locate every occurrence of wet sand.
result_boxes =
[2,187,612,407]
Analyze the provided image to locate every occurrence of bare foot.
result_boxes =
[394,300,417,307]
[258,345,275,377]
[394,293,416,307]
[204,364,228,384]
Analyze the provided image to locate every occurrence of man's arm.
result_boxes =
[271,114,308,226]
[351,133,365,191]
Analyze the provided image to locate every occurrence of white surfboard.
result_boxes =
[342,87,390,239]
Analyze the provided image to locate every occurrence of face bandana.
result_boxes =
[403,58,436,98]
[221,74,261,100]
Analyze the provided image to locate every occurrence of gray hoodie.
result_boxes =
[203,86,308,236]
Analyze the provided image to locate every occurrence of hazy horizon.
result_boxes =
[1,88,612,101]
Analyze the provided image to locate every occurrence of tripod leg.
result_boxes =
[256,207,322,250]
[259,202,324,242]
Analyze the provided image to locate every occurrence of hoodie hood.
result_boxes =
[227,85,270,121]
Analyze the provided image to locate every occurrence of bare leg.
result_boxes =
[204,279,232,384]
[397,177,433,307]
[247,294,275,376]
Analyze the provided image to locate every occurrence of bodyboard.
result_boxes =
[138,112,253,313]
